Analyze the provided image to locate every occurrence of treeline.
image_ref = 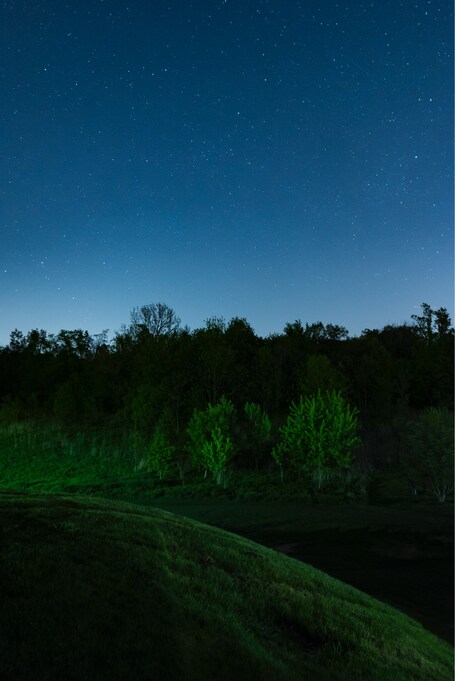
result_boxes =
[0,302,453,476]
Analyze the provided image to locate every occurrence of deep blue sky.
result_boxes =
[1,0,453,342]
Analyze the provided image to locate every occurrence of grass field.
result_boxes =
[0,423,453,681]
[0,490,453,681]
[150,498,454,644]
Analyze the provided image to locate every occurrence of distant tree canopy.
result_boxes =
[411,303,453,341]
[129,302,181,340]
[0,301,452,478]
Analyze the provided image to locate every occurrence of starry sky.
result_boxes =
[1,0,453,342]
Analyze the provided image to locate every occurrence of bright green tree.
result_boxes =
[274,390,361,475]
[402,407,454,502]
[186,396,236,481]
[146,427,175,480]
[201,426,234,487]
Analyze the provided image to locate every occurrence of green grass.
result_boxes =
[0,490,453,681]
[0,422,346,501]
[0,421,135,491]
[149,498,454,644]
[0,421,453,647]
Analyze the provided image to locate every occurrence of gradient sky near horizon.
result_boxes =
[1,0,453,343]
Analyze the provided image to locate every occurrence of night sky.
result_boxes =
[1,0,453,342]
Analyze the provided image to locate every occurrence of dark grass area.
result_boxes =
[149,498,454,644]
[0,491,453,681]
[0,424,453,652]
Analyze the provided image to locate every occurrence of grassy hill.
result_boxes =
[0,491,452,681]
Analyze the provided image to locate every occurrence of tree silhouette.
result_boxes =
[129,303,181,340]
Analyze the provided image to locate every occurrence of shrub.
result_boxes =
[186,396,236,484]
[146,427,175,480]
[201,426,234,488]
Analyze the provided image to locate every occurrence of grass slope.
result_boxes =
[0,491,452,681]
[151,498,454,644]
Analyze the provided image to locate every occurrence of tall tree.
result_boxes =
[433,307,452,337]
[193,318,234,404]
[129,303,181,340]
[324,324,349,341]
[253,344,282,413]
[224,317,259,403]
[411,302,434,341]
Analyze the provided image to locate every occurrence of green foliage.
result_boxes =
[402,407,454,502]
[297,354,348,396]
[201,426,234,487]
[270,441,287,482]
[146,427,175,480]
[309,464,371,500]
[128,429,147,469]
[53,375,98,422]
[193,320,234,404]
[1,300,453,485]
[131,383,162,432]
[244,402,271,443]
[0,421,137,492]
[242,402,273,471]
[276,390,361,474]
[0,396,21,423]
[53,380,77,421]
[186,396,236,479]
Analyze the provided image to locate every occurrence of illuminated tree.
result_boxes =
[146,427,175,480]
[274,390,360,475]
[186,396,236,483]
[201,426,234,487]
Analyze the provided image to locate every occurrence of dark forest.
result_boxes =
[1,301,452,502]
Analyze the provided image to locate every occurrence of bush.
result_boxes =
[145,427,175,480]
[201,426,234,487]
[186,396,236,483]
